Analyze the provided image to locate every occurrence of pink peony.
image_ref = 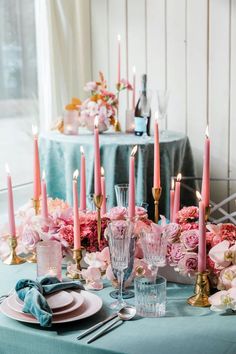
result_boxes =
[106,207,127,221]
[21,225,40,251]
[135,206,148,219]
[177,252,198,276]
[163,223,181,243]
[81,266,103,290]
[177,206,199,223]
[180,222,199,232]
[58,225,74,247]
[180,229,199,251]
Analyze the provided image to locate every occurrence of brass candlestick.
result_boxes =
[114,119,121,132]
[152,187,162,223]
[205,205,211,222]
[93,194,103,247]
[66,248,83,280]
[26,252,37,263]
[3,236,26,265]
[32,198,40,215]
[187,271,210,307]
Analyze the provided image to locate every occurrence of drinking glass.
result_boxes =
[106,220,133,309]
[36,240,62,280]
[134,275,166,317]
[63,110,79,135]
[140,230,167,279]
[156,90,170,136]
[115,184,129,208]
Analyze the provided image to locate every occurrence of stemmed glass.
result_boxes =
[106,220,133,309]
[140,229,167,280]
[156,90,170,137]
[115,184,129,208]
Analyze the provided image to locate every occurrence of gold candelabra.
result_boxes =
[66,248,83,280]
[187,271,210,307]
[205,205,211,222]
[32,198,40,215]
[93,194,103,247]
[152,187,162,224]
[3,236,26,265]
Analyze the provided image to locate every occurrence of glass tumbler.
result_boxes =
[36,240,62,280]
[134,276,166,317]
[115,184,129,207]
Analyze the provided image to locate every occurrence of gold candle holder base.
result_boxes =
[152,187,162,224]
[3,236,26,265]
[187,271,210,307]
[114,119,121,132]
[205,205,211,222]
[93,194,103,247]
[26,252,37,263]
[32,198,40,215]
[66,248,83,280]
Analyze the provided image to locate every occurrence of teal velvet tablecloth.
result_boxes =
[39,131,197,218]
[1,263,236,354]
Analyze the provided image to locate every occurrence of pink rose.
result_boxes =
[177,252,198,276]
[180,230,199,251]
[169,243,185,265]
[135,207,148,219]
[180,222,199,232]
[106,207,127,220]
[177,206,199,223]
[58,225,74,247]
[217,265,236,290]
[163,223,181,243]
[21,225,40,251]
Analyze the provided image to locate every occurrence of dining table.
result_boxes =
[0,262,235,354]
[39,130,197,219]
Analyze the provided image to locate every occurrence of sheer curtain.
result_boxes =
[35,0,91,131]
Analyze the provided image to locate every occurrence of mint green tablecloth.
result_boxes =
[39,131,197,219]
[1,262,236,354]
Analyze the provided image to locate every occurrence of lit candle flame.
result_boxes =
[73,169,79,180]
[80,146,84,154]
[42,170,46,180]
[131,145,138,157]
[196,190,202,201]
[32,125,38,136]
[177,173,182,182]
[5,163,10,175]
[132,66,136,74]
[101,166,105,177]
[117,34,121,41]
[171,178,175,190]
[205,125,209,138]
[154,111,159,121]
[94,116,99,128]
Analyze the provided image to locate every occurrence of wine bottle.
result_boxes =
[134,74,151,136]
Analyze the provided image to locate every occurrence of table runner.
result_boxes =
[0,262,235,354]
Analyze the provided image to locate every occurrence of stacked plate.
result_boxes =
[0,290,102,324]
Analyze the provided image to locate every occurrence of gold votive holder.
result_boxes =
[152,187,162,224]
[32,198,40,215]
[114,119,121,132]
[187,271,210,307]
[66,248,84,280]
[3,236,26,265]
[93,194,103,247]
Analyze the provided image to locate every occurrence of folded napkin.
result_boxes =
[15,276,84,327]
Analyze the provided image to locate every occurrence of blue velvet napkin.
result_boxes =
[15,276,84,327]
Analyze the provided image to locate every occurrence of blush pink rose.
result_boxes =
[177,206,199,223]
[163,223,181,243]
[106,207,127,220]
[21,225,40,251]
[135,206,148,219]
[180,222,199,232]
[169,243,185,265]
[177,252,198,276]
[180,230,199,251]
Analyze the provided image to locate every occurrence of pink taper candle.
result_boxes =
[32,125,41,200]
[132,66,136,111]
[94,117,102,195]
[201,126,210,207]
[153,113,161,188]
[117,34,121,83]
[170,178,175,222]
[6,164,16,236]
[173,173,182,223]
[128,146,138,218]
[197,191,206,272]
[41,170,48,219]
[101,167,106,216]
[80,146,86,211]
[73,170,81,249]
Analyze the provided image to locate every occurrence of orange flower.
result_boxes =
[65,97,81,111]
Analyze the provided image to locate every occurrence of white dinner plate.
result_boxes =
[16,290,74,310]
[7,291,84,316]
[1,290,103,324]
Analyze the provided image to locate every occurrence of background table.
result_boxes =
[40,131,197,218]
[1,262,236,354]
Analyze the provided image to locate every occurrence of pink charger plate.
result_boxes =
[16,290,73,310]
[0,290,103,324]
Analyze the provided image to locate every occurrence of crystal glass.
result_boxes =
[36,240,62,280]
[106,220,133,309]
[63,110,79,135]
[156,90,170,136]
[134,275,166,317]
[115,184,129,208]
[140,230,167,278]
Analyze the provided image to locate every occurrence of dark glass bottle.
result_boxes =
[134,74,151,136]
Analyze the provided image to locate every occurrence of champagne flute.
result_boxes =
[156,90,170,137]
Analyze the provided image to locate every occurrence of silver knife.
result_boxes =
[77,312,118,340]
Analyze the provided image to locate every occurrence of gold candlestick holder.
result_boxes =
[26,252,37,263]
[152,187,162,224]
[93,194,103,247]
[205,205,211,222]
[114,119,121,132]
[3,236,26,265]
[66,248,84,280]
[187,271,210,307]
[32,198,40,215]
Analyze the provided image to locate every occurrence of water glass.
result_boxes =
[36,240,62,280]
[156,90,170,136]
[115,184,129,207]
[135,276,166,317]
[63,110,79,135]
